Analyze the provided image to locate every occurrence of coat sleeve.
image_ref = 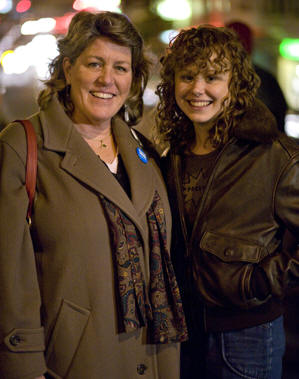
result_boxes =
[257,154,299,299]
[0,131,47,378]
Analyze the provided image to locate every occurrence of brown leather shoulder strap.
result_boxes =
[16,119,37,225]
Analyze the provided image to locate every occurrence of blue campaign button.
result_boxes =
[136,147,148,163]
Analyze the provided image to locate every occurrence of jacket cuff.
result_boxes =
[0,327,46,379]
[4,327,45,352]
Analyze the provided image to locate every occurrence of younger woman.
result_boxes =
[155,25,299,379]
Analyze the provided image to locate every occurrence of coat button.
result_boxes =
[224,248,234,257]
[137,363,147,375]
[9,334,21,346]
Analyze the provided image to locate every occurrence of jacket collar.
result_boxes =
[231,98,280,144]
[39,96,156,234]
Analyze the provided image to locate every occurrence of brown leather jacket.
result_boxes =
[164,100,299,331]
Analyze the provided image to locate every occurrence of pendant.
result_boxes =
[100,140,107,148]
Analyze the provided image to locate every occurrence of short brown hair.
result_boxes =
[38,11,151,125]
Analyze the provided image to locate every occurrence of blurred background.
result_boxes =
[0,0,299,137]
[0,0,298,377]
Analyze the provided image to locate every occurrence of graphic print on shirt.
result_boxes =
[183,167,208,225]
[182,151,219,232]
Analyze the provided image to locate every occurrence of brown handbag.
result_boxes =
[16,119,37,225]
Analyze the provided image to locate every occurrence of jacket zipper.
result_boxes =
[171,139,235,331]
[189,140,235,242]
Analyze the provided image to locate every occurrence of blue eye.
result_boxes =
[116,66,127,72]
[88,62,100,68]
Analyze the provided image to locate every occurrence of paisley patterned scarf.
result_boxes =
[100,191,188,344]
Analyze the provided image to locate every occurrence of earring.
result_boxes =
[124,104,130,123]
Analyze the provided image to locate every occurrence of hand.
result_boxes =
[35,376,46,379]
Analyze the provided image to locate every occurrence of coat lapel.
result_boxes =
[40,97,155,234]
[112,117,155,217]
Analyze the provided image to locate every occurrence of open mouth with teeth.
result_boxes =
[90,91,114,99]
[189,100,213,107]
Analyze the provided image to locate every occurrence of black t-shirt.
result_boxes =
[182,149,219,235]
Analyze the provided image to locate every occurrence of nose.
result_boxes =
[191,77,205,96]
[97,66,114,86]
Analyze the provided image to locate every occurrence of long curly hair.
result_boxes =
[155,25,260,151]
[38,10,151,126]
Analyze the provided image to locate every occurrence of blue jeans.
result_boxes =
[181,316,285,379]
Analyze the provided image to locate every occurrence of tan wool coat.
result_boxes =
[0,97,180,379]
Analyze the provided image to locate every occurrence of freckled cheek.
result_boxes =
[71,76,90,95]
[76,71,94,87]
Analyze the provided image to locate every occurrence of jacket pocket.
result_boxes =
[195,231,269,308]
[200,231,266,263]
[46,299,90,378]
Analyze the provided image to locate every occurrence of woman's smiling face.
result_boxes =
[63,37,132,128]
[175,61,230,130]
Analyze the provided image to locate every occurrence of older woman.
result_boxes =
[155,25,299,378]
[0,11,187,379]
